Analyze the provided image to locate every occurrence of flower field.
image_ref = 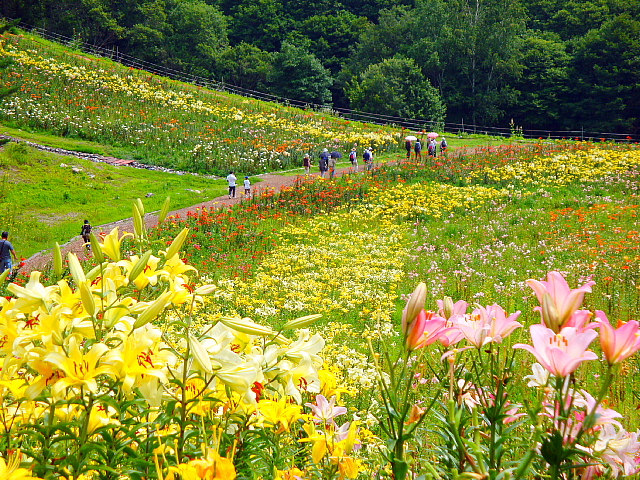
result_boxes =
[0,33,398,175]
[1,140,624,479]
[2,35,640,476]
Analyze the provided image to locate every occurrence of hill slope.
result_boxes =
[0,32,400,175]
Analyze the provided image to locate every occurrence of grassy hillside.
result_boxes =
[0,32,401,176]
[0,140,230,257]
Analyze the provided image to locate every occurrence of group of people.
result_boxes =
[304,146,374,178]
[405,136,448,160]
[225,171,252,199]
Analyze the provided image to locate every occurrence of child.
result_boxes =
[81,219,92,251]
[244,176,251,197]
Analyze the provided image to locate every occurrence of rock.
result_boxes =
[145,192,154,197]
[72,167,82,174]
[60,163,67,167]
[186,189,202,194]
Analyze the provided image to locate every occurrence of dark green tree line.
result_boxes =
[1,0,639,133]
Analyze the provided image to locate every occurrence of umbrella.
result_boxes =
[330,151,342,158]
[404,135,418,141]
[427,132,439,139]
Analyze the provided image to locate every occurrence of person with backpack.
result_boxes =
[414,140,422,161]
[318,149,329,178]
[303,153,312,174]
[80,220,92,251]
[440,137,448,154]
[349,147,358,172]
[363,148,373,171]
[0,231,17,274]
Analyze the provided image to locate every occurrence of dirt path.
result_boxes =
[21,165,370,273]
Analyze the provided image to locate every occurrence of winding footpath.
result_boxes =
[20,158,369,274]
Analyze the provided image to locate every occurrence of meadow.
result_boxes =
[1,140,638,479]
[0,32,399,176]
[1,26,640,480]
[0,140,231,257]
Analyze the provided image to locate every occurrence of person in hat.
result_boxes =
[440,137,448,154]
[303,153,312,174]
[318,149,329,178]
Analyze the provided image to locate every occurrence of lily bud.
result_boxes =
[89,232,104,263]
[129,250,152,284]
[194,284,217,295]
[442,296,454,320]
[79,281,96,317]
[541,292,561,332]
[282,314,322,330]
[189,334,213,373]
[158,196,171,224]
[133,203,144,240]
[53,242,63,276]
[402,282,427,335]
[133,291,172,329]
[165,228,189,260]
[218,316,276,336]
[67,252,86,284]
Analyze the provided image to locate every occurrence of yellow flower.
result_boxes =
[100,227,133,262]
[0,450,43,479]
[256,397,303,433]
[45,335,116,397]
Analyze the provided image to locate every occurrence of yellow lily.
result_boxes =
[45,335,116,397]
[7,272,58,313]
[0,450,43,480]
[100,227,133,262]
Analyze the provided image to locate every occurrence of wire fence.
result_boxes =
[4,18,639,142]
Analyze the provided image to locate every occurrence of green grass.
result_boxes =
[0,141,263,257]
[0,123,135,158]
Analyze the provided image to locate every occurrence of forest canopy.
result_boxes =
[1,0,638,133]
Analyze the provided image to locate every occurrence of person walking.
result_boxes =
[349,147,358,173]
[428,139,437,157]
[303,153,312,174]
[363,148,373,171]
[0,231,17,274]
[405,139,412,160]
[226,171,237,198]
[80,219,92,251]
[328,152,338,179]
[244,176,251,198]
[319,149,329,178]
[414,139,422,161]
[440,137,448,155]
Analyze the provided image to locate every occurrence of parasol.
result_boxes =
[404,135,418,141]
[427,132,439,139]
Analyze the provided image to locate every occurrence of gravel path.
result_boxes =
[20,165,369,273]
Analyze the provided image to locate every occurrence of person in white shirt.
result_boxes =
[226,171,237,198]
[244,176,251,198]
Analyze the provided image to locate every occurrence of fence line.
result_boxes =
[3,18,639,142]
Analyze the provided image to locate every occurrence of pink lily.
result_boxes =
[305,394,347,426]
[405,310,448,351]
[527,271,595,332]
[514,324,598,377]
[438,313,465,348]
[596,310,640,365]
[457,304,522,348]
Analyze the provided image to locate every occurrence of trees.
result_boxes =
[165,0,229,77]
[268,42,333,105]
[347,56,445,122]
